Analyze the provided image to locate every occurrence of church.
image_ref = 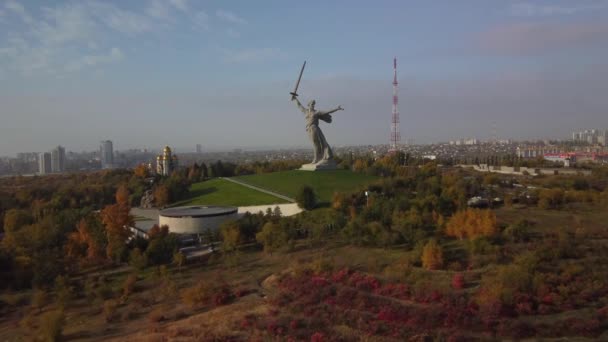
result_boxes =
[156,146,178,176]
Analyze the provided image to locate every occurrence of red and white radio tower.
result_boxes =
[389,57,400,152]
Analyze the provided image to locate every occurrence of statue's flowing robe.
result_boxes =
[306,112,333,163]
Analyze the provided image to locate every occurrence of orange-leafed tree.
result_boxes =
[66,219,105,266]
[421,239,444,270]
[133,164,149,178]
[445,208,497,240]
[154,184,170,208]
[100,185,133,263]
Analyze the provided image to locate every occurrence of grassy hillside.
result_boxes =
[234,170,378,203]
[172,178,288,207]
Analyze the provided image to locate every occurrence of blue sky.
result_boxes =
[1,0,608,155]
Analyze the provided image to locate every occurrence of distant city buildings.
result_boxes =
[50,145,65,173]
[38,152,51,174]
[571,129,607,145]
[196,144,202,154]
[35,145,65,174]
[100,140,114,169]
[156,146,178,176]
[449,138,479,146]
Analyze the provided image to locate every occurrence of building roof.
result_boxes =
[159,205,237,218]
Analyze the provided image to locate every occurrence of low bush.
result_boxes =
[103,299,118,322]
[38,309,65,342]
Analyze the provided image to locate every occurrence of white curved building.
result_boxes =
[158,206,238,234]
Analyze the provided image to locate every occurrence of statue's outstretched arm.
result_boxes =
[318,105,344,116]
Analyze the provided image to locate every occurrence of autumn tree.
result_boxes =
[220,221,241,253]
[445,208,497,240]
[100,185,133,263]
[256,222,288,255]
[296,185,316,210]
[154,184,170,208]
[421,239,444,270]
[133,164,149,178]
[538,188,565,209]
[3,209,32,233]
[173,251,186,271]
[145,225,178,265]
[65,218,105,266]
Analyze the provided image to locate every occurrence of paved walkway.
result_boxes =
[221,177,295,203]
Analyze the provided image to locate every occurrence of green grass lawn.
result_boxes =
[234,170,378,203]
[172,178,288,207]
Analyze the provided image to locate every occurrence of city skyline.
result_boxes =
[1,1,608,155]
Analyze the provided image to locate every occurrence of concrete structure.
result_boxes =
[50,145,65,173]
[516,146,562,159]
[459,164,591,176]
[449,138,479,146]
[238,203,302,216]
[159,206,238,234]
[543,153,574,167]
[100,140,114,169]
[156,146,178,176]
[38,152,51,175]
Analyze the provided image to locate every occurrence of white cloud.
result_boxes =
[146,0,171,19]
[65,47,124,72]
[225,48,285,63]
[35,4,96,46]
[169,0,189,12]
[216,9,247,24]
[90,2,153,35]
[510,2,607,16]
[5,0,33,24]
[226,28,240,38]
[478,22,608,55]
[193,11,209,30]
[0,1,153,75]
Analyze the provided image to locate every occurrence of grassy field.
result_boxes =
[234,170,378,203]
[172,178,288,207]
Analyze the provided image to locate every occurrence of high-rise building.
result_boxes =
[51,145,65,173]
[196,144,202,154]
[38,152,51,175]
[100,140,114,169]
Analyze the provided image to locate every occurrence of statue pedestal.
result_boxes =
[300,160,338,171]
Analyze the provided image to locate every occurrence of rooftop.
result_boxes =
[159,205,237,218]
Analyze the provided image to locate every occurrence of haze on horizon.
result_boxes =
[1,0,608,156]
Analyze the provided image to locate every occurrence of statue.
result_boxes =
[290,61,344,170]
[292,97,343,168]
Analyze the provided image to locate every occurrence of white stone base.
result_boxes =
[300,160,338,171]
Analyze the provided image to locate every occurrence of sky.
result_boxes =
[1,0,608,155]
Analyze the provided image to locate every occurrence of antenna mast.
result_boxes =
[390,57,400,152]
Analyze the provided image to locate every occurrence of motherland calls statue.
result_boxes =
[292,97,343,169]
[290,61,344,170]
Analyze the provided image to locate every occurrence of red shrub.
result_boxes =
[311,276,329,287]
[597,305,608,320]
[331,268,351,283]
[213,286,234,306]
[451,273,465,290]
[310,332,325,342]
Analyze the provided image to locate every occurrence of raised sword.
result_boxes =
[290,60,306,100]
